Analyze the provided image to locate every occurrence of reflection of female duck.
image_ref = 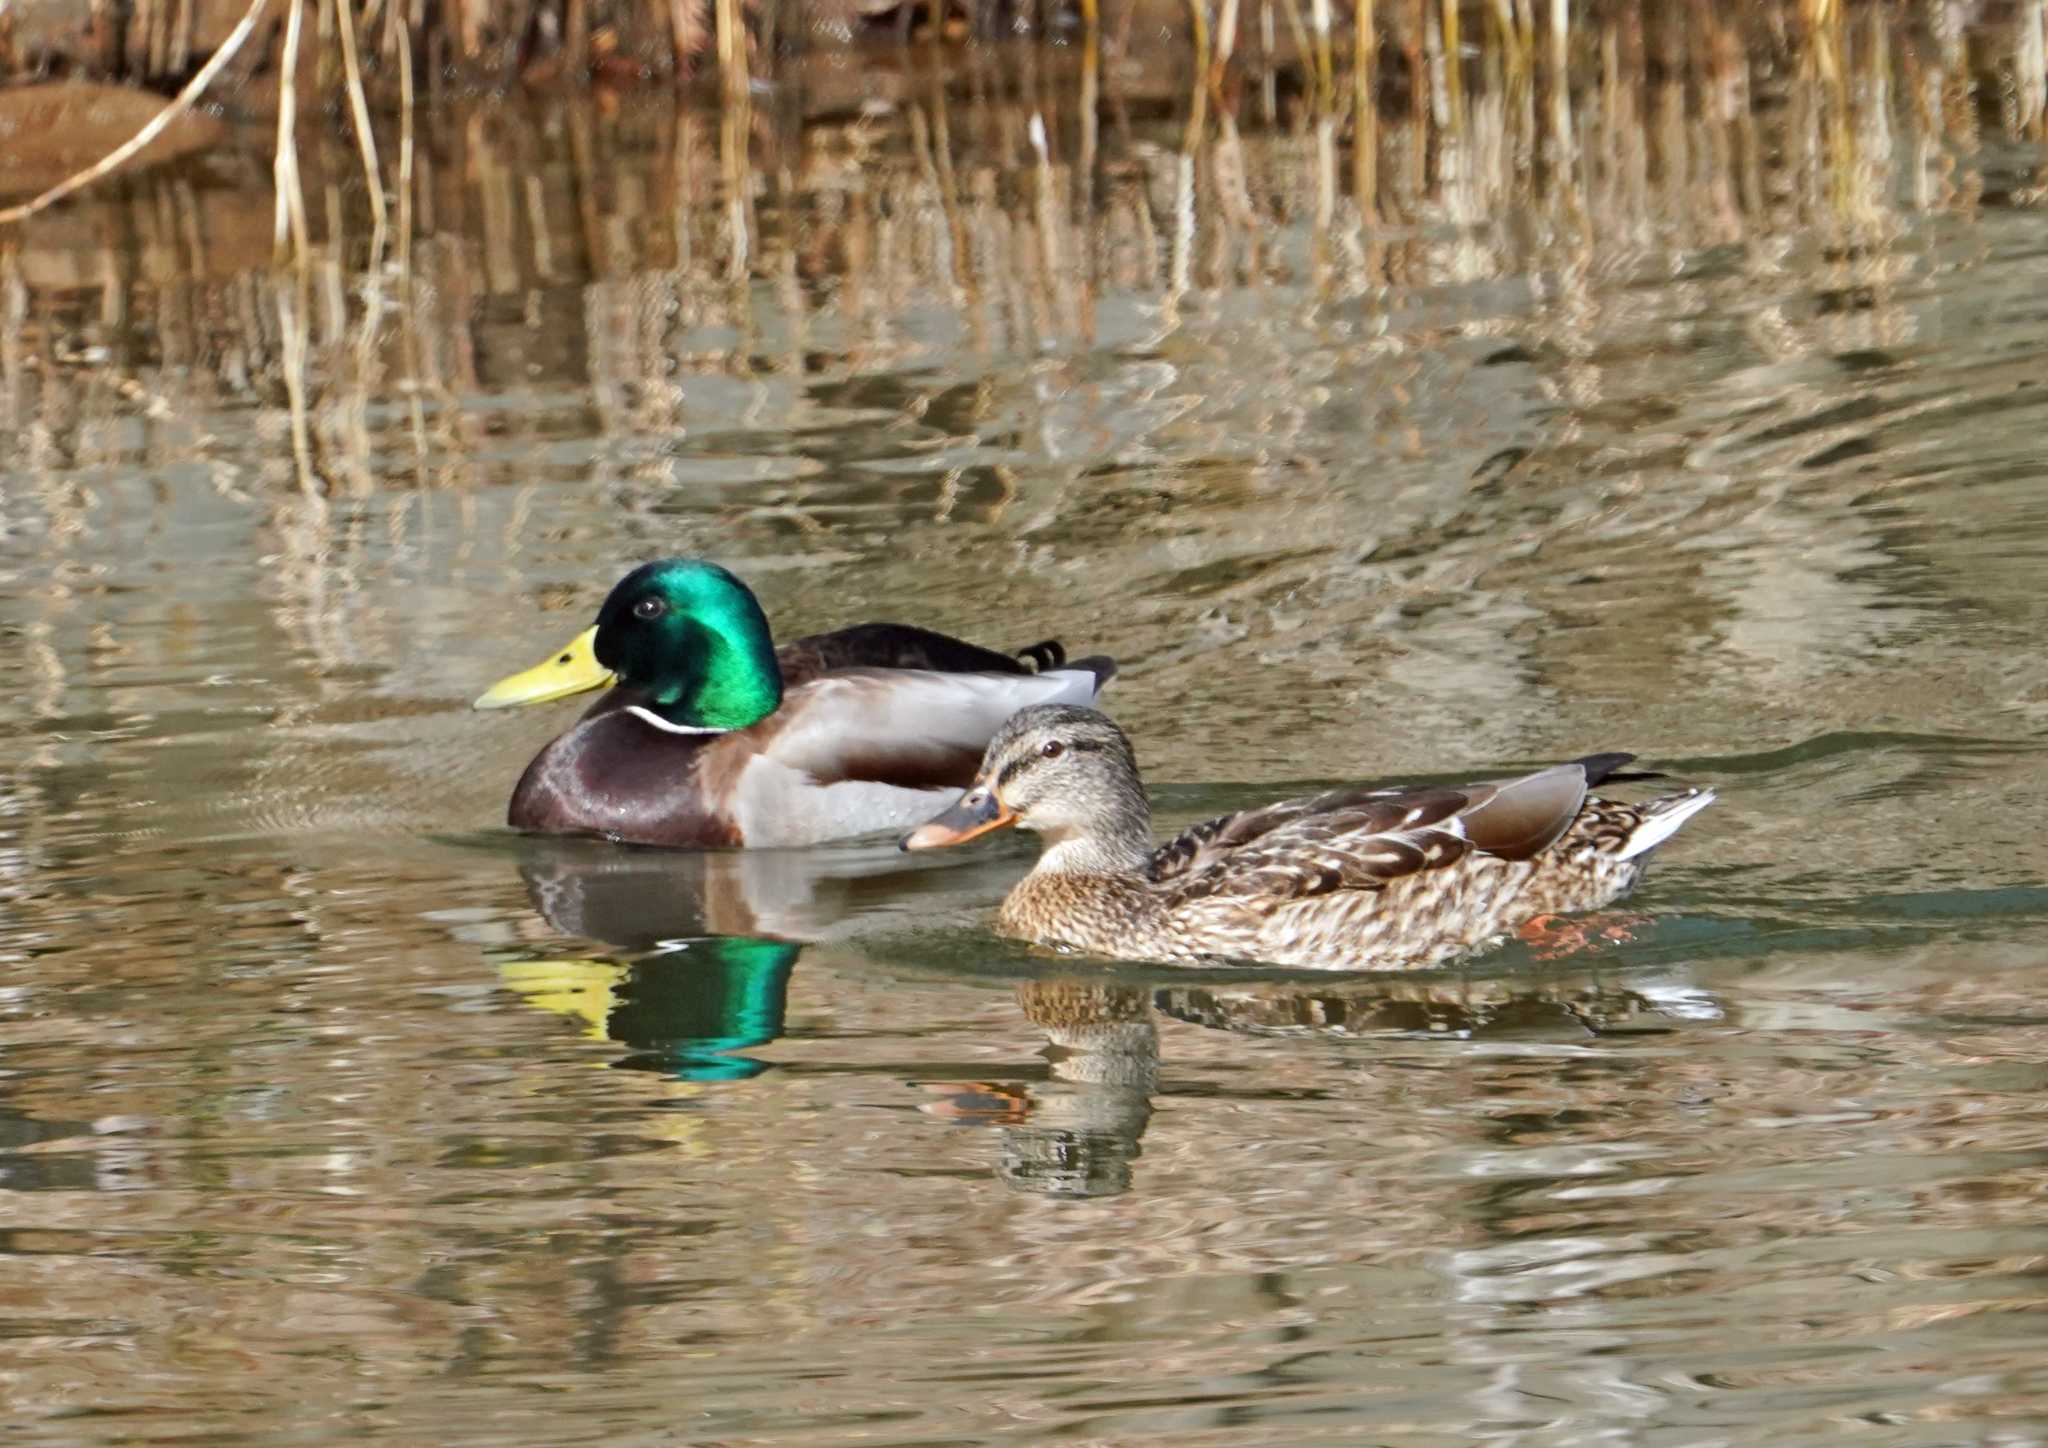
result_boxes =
[1154,974,1722,1040]
[924,981,1158,1199]
[922,972,1722,1196]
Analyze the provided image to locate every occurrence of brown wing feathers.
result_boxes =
[1454,764,1590,860]
[1149,761,1608,904]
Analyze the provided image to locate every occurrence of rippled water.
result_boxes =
[6,13,2048,1443]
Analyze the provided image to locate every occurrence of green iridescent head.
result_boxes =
[592,560,784,731]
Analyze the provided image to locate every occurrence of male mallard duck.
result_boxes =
[476,561,1114,848]
[902,705,1714,970]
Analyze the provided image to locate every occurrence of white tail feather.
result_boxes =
[1616,788,1717,860]
[1041,667,1110,708]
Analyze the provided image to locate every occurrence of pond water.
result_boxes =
[5,14,2048,1444]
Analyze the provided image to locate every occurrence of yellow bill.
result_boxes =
[472,626,615,710]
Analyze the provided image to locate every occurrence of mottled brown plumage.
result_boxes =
[903,706,1715,971]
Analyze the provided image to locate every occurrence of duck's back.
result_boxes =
[775,623,1063,684]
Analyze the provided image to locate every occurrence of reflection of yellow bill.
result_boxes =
[497,957,621,1040]
[495,957,712,1139]
[472,626,613,709]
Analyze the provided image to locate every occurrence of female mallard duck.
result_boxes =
[475,561,1114,848]
[902,705,1714,970]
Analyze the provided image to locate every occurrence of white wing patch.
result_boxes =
[763,666,1109,781]
[737,665,1108,846]
[730,757,959,848]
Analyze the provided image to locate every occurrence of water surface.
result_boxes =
[4,15,2048,1443]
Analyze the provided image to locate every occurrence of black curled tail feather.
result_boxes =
[1065,655,1118,690]
[1013,639,1066,672]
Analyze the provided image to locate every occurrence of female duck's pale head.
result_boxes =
[474,558,784,731]
[903,705,1153,868]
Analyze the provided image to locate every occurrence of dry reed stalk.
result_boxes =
[712,0,754,304]
[1273,0,1312,89]
[1547,0,1571,170]
[1162,63,1205,328]
[274,273,319,491]
[717,0,750,284]
[339,254,383,494]
[715,0,743,98]
[1079,7,1100,223]
[317,0,339,88]
[1485,0,1520,68]
[906,104,958,302]
[1186,0,1211,74]
[1354,0,1375,218]
[1312,112,1336,287]
[377,0,404,61]
[929,88,987,334]
[396,14,415,278]
[335,0,390,243]
[394,13,428,481]
[0,0,271,228]
[669,111,699,277]
[171,0,196,70]
[273,0,311,266]
[1309,0,1332,103]
[2017,0,2047,137]
[1256,0,1277,120]
[147,0,171,75]
[1026,112,1071,336]
[1215,0,1240,74]
[566,0,589,73]
[1439,0,1461,116]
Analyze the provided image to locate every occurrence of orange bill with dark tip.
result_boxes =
[900,787,1016,851]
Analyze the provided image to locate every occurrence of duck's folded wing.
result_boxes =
[1158,763,1593,903]
[757,666,1113,789]
[776,624,1071,686]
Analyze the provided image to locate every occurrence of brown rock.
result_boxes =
[0,80,226,201]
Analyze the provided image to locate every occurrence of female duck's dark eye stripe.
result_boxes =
[998,737,1102,789]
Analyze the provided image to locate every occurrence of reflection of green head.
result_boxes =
[591,560,784,730]
[609,937,800,1082]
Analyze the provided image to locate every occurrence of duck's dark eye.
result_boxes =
[1040,740,1065,759]
[632,596,666,621]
